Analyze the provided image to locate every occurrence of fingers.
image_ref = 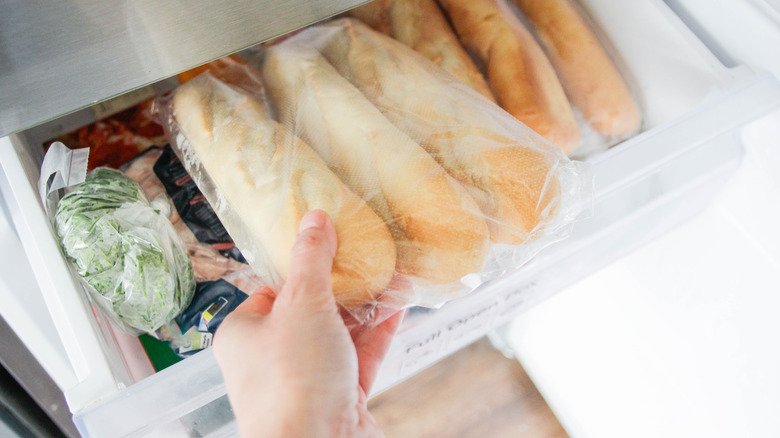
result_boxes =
[355,386,385,437]
[213,286,275,352]
[275,210,339,311]
[213,286,277,372]
[355,310,405,394]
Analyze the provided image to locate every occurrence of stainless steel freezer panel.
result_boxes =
[0,0,368,137]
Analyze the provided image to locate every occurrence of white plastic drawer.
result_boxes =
[0,0,779,436]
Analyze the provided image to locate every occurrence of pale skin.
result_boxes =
[213,210,403,437]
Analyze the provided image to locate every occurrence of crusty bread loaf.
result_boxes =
[313,19,563,244]
[172,67,396,307]
[262,44,490,284]
[513,0,641,137]
[436,0,580,154]
[348,0,496,102]
[347,0,393,34]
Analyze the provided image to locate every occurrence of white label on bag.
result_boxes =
[177,329,214,354]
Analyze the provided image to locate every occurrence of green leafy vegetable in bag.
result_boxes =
[55,168,196,333]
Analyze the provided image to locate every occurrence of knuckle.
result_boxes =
[292,230,325,256]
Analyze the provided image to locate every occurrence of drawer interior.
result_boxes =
[1,0,778,435]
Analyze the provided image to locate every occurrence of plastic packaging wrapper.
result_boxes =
[509,0,644,157]
[152,145,246,262]
[347,0,642,157]
[122,146,265,292]
[124,146,246,262]
[344,0,498,103]
[157,19,590,326]
[52,165,196,334]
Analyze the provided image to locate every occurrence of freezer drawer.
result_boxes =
[0,0,779,436]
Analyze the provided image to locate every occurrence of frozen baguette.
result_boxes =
[348,0,496,102]
[347,0,392,34]
[312,19,563,244]
[437,0,580,154]
[512,0,641,137]
[263,44,490,284]
[171,67,396,307]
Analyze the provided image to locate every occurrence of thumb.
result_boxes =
[274,210,338,311]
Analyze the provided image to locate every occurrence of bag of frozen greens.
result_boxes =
[55,167,196,334]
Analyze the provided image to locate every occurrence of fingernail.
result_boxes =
[298,210,325,233]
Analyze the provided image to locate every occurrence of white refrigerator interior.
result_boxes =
[505,2,780,436]
[0,183,75,390]
[505,112,780,437]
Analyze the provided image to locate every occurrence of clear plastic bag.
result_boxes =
[161,59,398,321]
[347,0,643,157]
[508,0,644,157]
[157,19,589,326]
[54,167,196,334]
[122,146,267,293]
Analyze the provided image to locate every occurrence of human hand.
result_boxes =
[214,210,403,437]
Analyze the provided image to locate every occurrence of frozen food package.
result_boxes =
[272,19,587,243]
[159,58,398,318]
[160,279,250,357]
[151,145,245,262]
[157,23,589,325]
[53,166,196,334]
[510,0,642,154]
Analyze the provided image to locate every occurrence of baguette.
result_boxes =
[437,0,580,154]
[263,44,490,284]
[348,0,496,102]
[171,66,396,307]
[347,0,392,34]
[512,0,641,137]
[311,19,563,244]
